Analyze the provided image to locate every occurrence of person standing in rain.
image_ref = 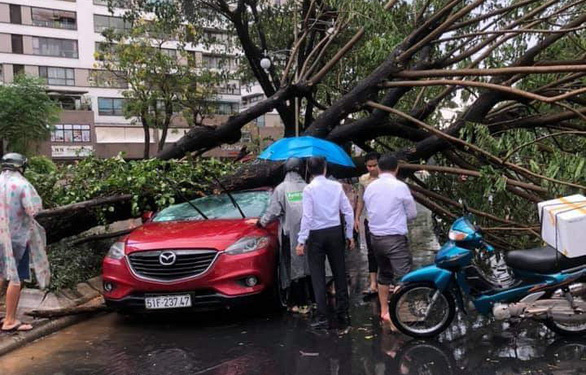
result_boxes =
[354,152,380,296]
[247,158,312,312]
[363,154,416,330]
[296,156,354,333]
[0,153,50,332]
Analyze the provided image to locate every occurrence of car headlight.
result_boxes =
[106,241,125,260]
[448,230,468,241]
[225,236,270,255]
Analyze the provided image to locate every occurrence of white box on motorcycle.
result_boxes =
[538,194,586,258]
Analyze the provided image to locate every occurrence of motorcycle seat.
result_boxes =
[505,245,586,274]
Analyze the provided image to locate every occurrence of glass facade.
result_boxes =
[94,15,131,33]
[98,97,125,116]
[31,8,77,30]
[202,55,238,70]
[32,37,78,58]
[39,66,75,86]
[89,70,128,88]
[51,124,92,143]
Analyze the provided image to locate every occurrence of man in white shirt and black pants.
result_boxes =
[363,154,417,328]
[296,157,355,332]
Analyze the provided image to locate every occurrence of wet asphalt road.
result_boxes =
[2,208,586,375]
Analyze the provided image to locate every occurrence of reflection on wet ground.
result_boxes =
[1,206,586,374]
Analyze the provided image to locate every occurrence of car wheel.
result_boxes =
[269,263,289,311]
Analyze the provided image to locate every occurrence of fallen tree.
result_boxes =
[34,0,586,249]
[165,0,586,248]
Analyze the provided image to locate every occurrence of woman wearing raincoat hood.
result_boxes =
[0,153,50,332]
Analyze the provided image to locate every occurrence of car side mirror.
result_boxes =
[141,211,154,223]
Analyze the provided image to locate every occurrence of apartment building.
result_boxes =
[0,0,282,160]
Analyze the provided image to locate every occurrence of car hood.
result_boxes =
[125,219,262,253]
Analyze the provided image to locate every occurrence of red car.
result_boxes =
[102,189,286,312]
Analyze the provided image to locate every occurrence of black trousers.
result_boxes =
[307,225,349,319]
[364,219,378,273]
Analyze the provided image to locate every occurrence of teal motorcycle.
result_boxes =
[389,213,586,338]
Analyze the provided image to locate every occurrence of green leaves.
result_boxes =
[0,75,61,155]
[26,155,235,218]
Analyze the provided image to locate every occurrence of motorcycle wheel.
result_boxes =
[543,283,586,337]
[390,282,456,338]
[544,319,586,337]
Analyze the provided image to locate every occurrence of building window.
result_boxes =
[0,65,3,83]
[31,8,77,30]
[243,94,264,107]
[94,15,131,33]
[212,102,239,115]
[94,42,117,61]
[13,64,24,76]
[89,70,127,88]
[32,37,78,58]
[9,5,22,24]
[255,115,265,127]
[98,97,125,116]
[203,30,232,44]
[11,34,23,54]
[94,0,125,7]
[51,124,91,143]
[160,48,177,58]
[202,55,237,70]
[216,82,240,95]
[39,67,75,86]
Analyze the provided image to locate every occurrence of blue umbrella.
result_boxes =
[258,136,355,167]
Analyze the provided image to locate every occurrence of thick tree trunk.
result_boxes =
[36,195,134,244]
[158,105,173,152]
[157,86,297,160]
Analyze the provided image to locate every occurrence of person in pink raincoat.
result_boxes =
[0,153,50,332]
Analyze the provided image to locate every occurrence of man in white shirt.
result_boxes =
[296,156,355,332]
[363,154,417,328]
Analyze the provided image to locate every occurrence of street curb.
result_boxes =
[0,314,91,358]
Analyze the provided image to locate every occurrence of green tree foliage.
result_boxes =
[0,75,60,155]
[26,155,234,216]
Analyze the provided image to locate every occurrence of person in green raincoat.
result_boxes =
[0,153,50,332]
[247,158,316,312]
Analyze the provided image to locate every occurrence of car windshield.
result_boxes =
[152,191,270,222]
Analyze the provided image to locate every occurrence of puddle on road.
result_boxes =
[2,206,586,375]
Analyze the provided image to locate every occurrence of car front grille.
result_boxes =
[127,250,218,281]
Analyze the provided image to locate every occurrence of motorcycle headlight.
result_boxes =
[448,230,468,241]
[225,236,269,255]
[106,241,125,260]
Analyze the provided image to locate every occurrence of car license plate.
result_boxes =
[145,295,192,309]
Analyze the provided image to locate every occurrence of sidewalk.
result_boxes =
[0,276,105,357]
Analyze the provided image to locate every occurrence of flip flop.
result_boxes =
[2,321,33,332]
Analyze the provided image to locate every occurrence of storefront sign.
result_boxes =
[51,145,94,158]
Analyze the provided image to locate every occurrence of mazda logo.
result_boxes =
[159,251,177,266]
